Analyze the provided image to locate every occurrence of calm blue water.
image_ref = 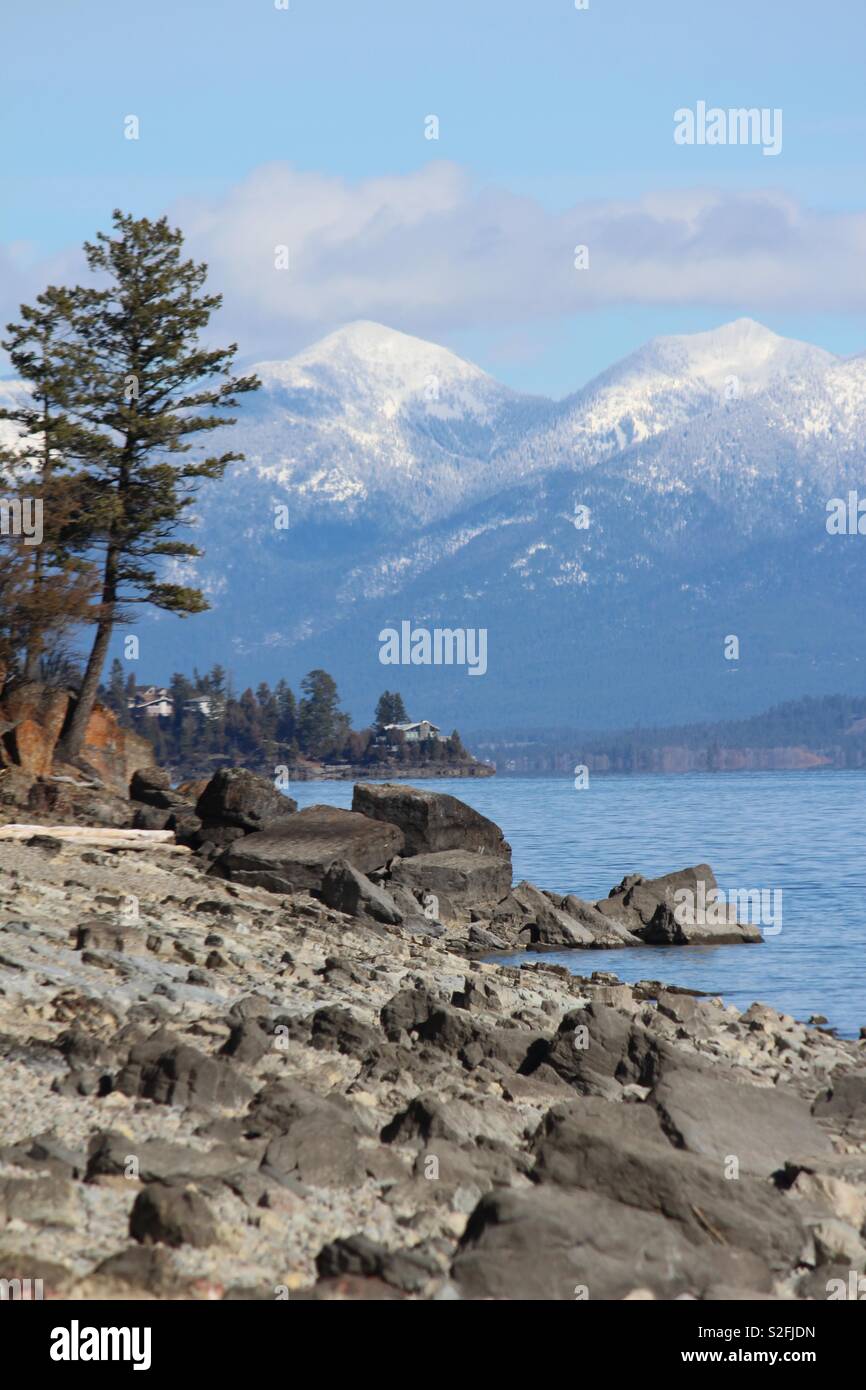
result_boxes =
[289,772,866,1039]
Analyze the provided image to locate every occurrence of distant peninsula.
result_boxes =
[475,692,866,775]
[100,663,493,783]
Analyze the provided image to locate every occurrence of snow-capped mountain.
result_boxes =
[500,318,839,485]
[4,318,866,729]
[207,320,554,526]
[175,317,866,727]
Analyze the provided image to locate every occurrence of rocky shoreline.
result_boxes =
[1,769,865,1301]
[280,761,495,783]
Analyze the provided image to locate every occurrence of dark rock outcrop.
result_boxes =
[451,1186,774,1301]
[651,1064,833,1176]
[213,804,404,893]
[320,860,403,924]
[596,864,763,945]
[531,1098,807,1270]
[389,849,512,919]
[352,782,510,860]
[813,1070,866,1126]
[191,767,297,849]
[115,1030,253,1111]
[129,1184,217,1248]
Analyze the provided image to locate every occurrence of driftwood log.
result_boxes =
[0,825,189,853]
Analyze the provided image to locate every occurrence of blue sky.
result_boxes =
[3,0,865,394]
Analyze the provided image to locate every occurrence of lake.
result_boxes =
[289,771,866,1039]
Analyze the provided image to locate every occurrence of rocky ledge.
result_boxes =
[0,774,864,1301]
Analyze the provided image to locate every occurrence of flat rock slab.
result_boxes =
[352,782,510,860]
[813,1070,866,1125]
[214,804,405,892]
[451,1186,773,1301]
[652,1066,834,1176]
[531,1097,806,1271]
[390,849,512,916]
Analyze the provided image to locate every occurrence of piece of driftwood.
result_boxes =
[0,824,179,849]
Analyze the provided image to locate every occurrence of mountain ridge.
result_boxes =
[3,317,865,731]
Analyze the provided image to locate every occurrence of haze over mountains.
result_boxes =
[5,317,866,732]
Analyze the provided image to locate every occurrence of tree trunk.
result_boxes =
[57,614,113,759]
[57,547,118,760]
[23,387,51,682]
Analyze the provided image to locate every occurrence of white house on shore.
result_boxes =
[128,686,213,719]
[128,686,173,718]
[383,720,446,743]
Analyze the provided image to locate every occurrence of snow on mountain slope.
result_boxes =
[501,319,839,482]
[621,318,835,397]
[258,320,500,418]
[593,338,866,520]
[205,321,554,525]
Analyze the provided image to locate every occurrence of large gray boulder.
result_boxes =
[129,1184,216,1249]
[643,900,762,945]
[213,804,405,893]
[496,882,638,948]
[596,864,762,945]
[596,865,716,933]
[389,849,512,919]
[534,1003,660,1098]
[652,1065,833,1176]
[497,882,595,946]
[531,1098,807,1271]
[451,1185,774,1301]
[195,768,297,839]
[352,782,510,860]
[561,894,643,946]
[321,860,403,925]
[812,1070,866,1126]
[116,1030,252,1112]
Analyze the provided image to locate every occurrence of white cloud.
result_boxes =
[3,164,866,366]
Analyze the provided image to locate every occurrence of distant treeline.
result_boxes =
[100,661,470,774]
[475,693,866,773]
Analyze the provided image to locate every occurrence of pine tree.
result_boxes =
[28,210,262,758]
[374,690,408,727]
[0,291,100,683]
[275,680,296,745]
[104,657,129,723]
[446,729,467,761]
[297,669,349,759]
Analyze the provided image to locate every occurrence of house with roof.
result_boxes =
[128,686,174,718]
[383,719,445,743]
[128,686,213,719]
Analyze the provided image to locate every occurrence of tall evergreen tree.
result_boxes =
[18,210,262,757]
[274,679,296,744]
[103,657,129,723]
[374,690,409,727]
[0,290,100,682]
[297,669,349,758]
